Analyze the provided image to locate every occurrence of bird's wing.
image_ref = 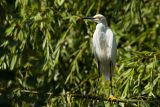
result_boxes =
[93,45,102,76]
[106,28,117,65]
[93,47,98,61]
[93,30,104,76]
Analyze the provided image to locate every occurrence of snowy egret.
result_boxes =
[83,14,117,98]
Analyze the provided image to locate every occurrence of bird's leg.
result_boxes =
[109,61,113,95]
[98,61,101,83]
[95,61,100,93]
[108,61,117,102]
[109,72,113,95]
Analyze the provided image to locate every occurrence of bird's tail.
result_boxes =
[101,62,114,80]
[104,71,111,80]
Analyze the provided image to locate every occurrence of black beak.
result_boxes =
[83,16,97,23]
[83,16,95,20]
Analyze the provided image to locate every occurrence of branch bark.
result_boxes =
[0,88,156,104]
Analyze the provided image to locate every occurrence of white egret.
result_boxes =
[83,14,117,99]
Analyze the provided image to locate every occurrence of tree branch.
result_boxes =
[0,88,156,104]
[17,90,156,103]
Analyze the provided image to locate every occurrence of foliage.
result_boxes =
[0,0,160,107]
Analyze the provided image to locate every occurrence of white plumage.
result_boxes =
[90,14,117,80]
[83,14,117,96]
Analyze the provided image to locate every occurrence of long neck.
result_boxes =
[96,23,106,31]
[97,19,107,26]
[102,19,107,26]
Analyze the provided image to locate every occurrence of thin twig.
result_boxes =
[20,89,53,95]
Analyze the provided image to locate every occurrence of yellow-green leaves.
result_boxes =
[55,0,65,6]
[5,23,16,36]
[0,0,160,106]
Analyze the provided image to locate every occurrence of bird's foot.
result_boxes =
[108,95,117,102]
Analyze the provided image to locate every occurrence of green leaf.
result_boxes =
[5,23,16,35]
[10,55,17,70]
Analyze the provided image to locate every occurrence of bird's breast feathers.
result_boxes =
[93,25,116,61]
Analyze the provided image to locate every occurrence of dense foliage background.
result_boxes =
[0,0,160,107]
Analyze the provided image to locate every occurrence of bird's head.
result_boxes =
[83,14,107,25]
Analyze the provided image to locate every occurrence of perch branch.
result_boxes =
[0,88,156,104]
[19,90,154,103]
